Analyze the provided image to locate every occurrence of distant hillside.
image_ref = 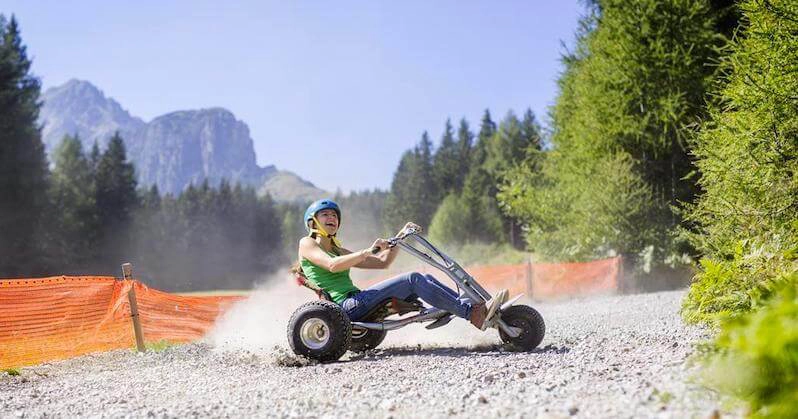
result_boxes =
[258,170,327,203]
[39,79,327,202]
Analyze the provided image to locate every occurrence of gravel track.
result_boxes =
[1,290,735,418]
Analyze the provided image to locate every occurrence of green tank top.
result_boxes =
[300,253,360,304]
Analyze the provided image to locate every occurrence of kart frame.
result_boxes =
[349,228,522,338]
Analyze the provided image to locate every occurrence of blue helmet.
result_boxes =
[303,199,341,233]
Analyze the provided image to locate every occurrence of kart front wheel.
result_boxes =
[287,301,351,362]
[498,305,545,351]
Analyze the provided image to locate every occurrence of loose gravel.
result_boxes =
[1,290,738,418]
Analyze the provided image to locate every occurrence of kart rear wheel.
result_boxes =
[349,327,387,353]
[287,301,351,362]
[498,305,545,351]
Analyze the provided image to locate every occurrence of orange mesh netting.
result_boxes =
[470,257,621,298]
[525,257,621,298]
[361,256,621,299]
[3,257,619,369]
[132,282,242,343]
[0,276,241,369]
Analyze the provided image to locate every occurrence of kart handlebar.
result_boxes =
[369,227,419,254]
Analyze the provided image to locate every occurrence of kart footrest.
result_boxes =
[389,297,424,315]
[425,314,454,330]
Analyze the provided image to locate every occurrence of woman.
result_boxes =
[297,199,508,330]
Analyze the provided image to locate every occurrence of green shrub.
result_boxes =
[428,193,471,245]
[683,2,798,416]
[682,237,797,324]
[501,151,656,262]
[683,0,798,323]
[703,277,798,418]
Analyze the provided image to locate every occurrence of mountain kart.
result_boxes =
[287,228,546,362]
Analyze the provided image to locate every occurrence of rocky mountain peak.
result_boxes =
[39,80,326,202]
[131,107,266,194]
[41,79,145,153]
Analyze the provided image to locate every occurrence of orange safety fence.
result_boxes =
[0,276,242,370]
[2,257,620,369]
[526,257,621,298]
[361,256,622,299]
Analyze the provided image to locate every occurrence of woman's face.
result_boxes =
[314,209,339,234]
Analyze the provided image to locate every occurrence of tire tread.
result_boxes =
[287,300,352,362]
[498,305,546,351]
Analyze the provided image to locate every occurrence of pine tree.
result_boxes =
[500,0,721,265]
[126,178,288,291]
[471,109,496,167]
[520,108,543,154]
[383,132,440,230]
[130,184,164,282]
[383,150,416,230]
[94,132,138,270]
[414,132,439,227]
[279,201,307,257]
[484,111,524,179]
[483,111,531,248]
[0,15,50,276]
[50,135,95,269]
[462,109,497,199]
[433,118,460,196]
[254,191,283,271]
[141,185,161,209]
[89,141,101,174]
[459,109,505,243]
[96,133,138,228]
[454,118,474,193]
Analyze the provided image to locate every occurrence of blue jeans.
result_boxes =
[340,272,473,321]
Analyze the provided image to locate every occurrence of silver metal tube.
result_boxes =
[397,237,492,303]
[396,241,448,271]
[410,234,452,264]
[494,317,522,338]
[361,231,526,338]
[352,308,448,331]
[410,235,491,297]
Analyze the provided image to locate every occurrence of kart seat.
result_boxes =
[292,269,333,301]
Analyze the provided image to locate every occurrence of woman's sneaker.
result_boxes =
[469,289,509,330]
[484,289,509,329]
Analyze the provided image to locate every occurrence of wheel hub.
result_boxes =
[299,318,330,349]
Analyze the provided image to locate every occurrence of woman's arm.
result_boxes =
[350,245,399,269]
[299,237,370,273]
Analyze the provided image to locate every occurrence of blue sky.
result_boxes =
[4,0,583,192]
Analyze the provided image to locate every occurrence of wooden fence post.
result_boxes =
[525,255,534,299]
[121,263,146,352]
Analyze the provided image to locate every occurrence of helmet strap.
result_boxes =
[310,215,343,248]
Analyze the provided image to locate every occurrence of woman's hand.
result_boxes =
[398,222,422,237]
[355,238,400,269]
[369,238,390,254]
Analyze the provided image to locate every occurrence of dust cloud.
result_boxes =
[206,269,308,352]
